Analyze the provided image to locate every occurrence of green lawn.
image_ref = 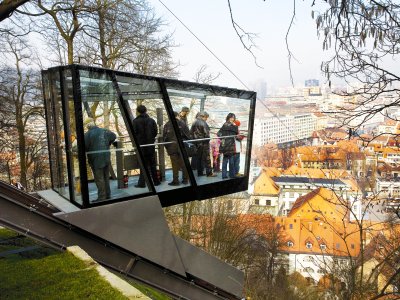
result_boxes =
[0,228,170,300]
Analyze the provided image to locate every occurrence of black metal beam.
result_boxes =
[0,182,239,299]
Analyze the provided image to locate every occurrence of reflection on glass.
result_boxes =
[168,89,251,186]
[43,73,58,190]
[62,69,83,205]
[79,70,152,203]
[163,112,190,185]
[84,122,117,201]
[45,71,70,197]
[116,75,192,191]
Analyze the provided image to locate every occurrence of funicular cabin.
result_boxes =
[42,64,256,208]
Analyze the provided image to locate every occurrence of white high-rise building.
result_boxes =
[253,113,316,146]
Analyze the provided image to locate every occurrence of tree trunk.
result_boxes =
[17,121,27,187]
[67,39,74,64]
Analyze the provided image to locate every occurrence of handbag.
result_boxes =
[184,142,197,157]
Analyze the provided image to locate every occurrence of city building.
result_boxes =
[253,113,316,146]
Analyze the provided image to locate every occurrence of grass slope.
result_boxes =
[0,228,171,300]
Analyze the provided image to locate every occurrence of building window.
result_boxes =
[266,199,271,206]
[303,256,314,262]
[336,243,340,249]
[306,242,313,249]
[289,224,293,229]
[351,244,355,249]
[303,267,314,273]
[287,241,294,247]
[320,243,327,250]
[227,200,233,211]
[254,198,259,205]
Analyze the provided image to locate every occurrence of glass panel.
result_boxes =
[42,72,58,189]
[167,87,252,186]
[45,70,69,197]
[79,69,152,203]
[62,69,82,205]
[116,75,192,191]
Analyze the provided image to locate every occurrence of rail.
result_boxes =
[0,180,242,299]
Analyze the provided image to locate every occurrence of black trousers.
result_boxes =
[170,153,188,183]
[196,143,212,176]
[137,152,160,186]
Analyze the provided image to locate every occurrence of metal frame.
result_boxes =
[159,78,197,188]
[110,71,155,193]
[0,182,242,300]
[42,64,256,208]
[41,71,55,190]
[59,68,76,205]
[71,65,90,207]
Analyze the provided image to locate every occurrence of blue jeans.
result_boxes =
[222,154,235,178]
[233,153,240,174]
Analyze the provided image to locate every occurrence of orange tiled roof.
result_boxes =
[383,147,400,154]
[288,187,346,220]
[278,216,361,257]
[283,166,352,180]
[253,168,280,195]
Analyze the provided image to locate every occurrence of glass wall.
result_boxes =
[61,69,83,205]
[115,74,192,191]
[167,87,252,186]
[78,69,154,204]
[43,70,70,199]
[42,65,255,207]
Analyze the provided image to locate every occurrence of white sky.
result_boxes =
[149,0,331,91]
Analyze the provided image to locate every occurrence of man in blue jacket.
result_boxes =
[84,121,117,201]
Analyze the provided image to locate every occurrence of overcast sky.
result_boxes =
[149,0,331,91]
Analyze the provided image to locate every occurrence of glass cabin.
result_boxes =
[41,65,256,208]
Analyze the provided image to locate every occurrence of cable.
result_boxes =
[157,0,312,144]
[157,0,365,187]
[157,0,249,90]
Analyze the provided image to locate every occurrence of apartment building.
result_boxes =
[253,113,316,146]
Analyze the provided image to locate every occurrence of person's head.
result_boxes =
[180,106,190,117]
[86,118,96,130]
[201,111,209,121]
[136,105,147,115]
[226,113,236,122]
[173,111,179,118]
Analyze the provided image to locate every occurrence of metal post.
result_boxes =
[156,108,165,181]
[116,141,124,188]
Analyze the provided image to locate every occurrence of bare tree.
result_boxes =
[0,0,30,22]
[312,1,400,136]
[0,34,46,189]
[78,0,177,76]
[193,64,220,84]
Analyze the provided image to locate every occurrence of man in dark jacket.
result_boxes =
[163,111,190,186]
[190,111,216,177]
[84,121,117,200]
[132,105,161,187]
[217,113,238,179]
